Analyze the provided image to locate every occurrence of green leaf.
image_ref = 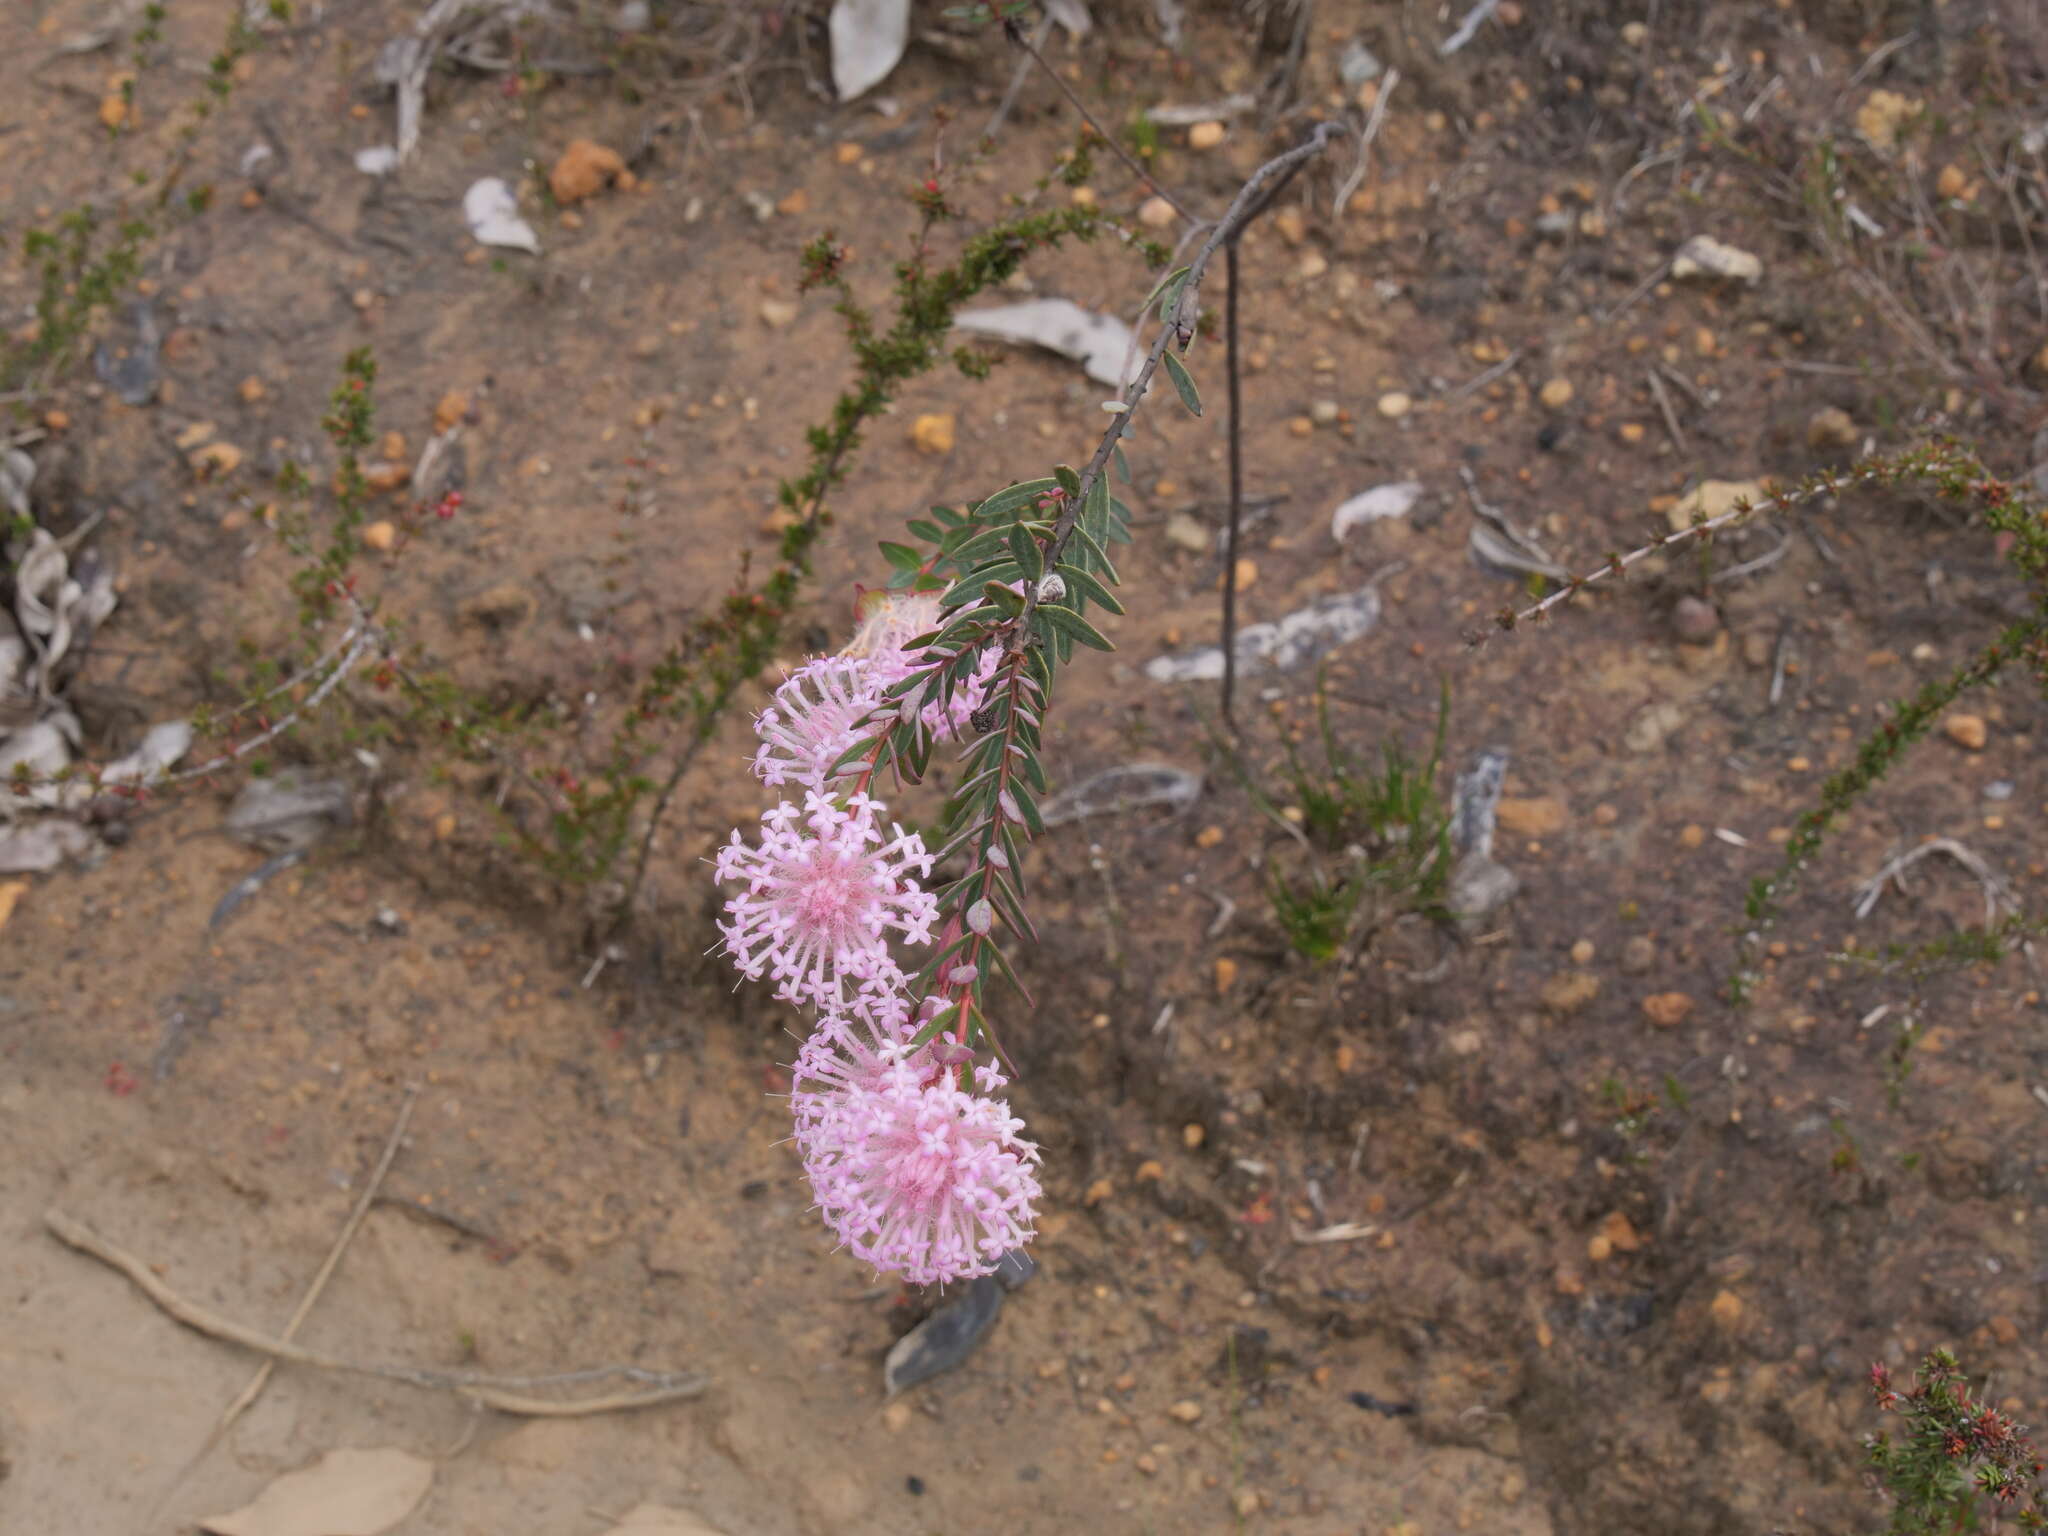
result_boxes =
[1057,563,1124,614]
[906,519,943,542]
[982,581,1024,615]
[1113,443,1131,484]
[879,539,921,570]
[1053,463,1082,497]
[1161,350,1202,416]
[1041,603,1114,651]
[1007,523,1043,582]
[1151,266,1191,322]
[973,477,1061,524]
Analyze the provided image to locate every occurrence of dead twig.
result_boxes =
[219,1085,423,1432]
[1852,837,2020,927]
[998,17,1198,219]
[43,1209,709,1417]
[1439,0,1500,55]
[1645,366,1688,453]
[1332,68,1399,220]
[146,1088,424,1518]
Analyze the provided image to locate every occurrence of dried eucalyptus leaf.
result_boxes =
[1144,585,1384,683]
[0,447,33,520]
[225,771,353,851]
[200,1446,434,1536]
[462,177,538,253]
[1330,481,1423,542]
[1041,763,1201,827]
[952,300,1137,388]
[0,819,95,873]
[882,1276,1004,1396]
[828,0,908,102]
[1467,519,1566,581]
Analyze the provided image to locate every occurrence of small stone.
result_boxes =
[1376,390,1412,420]
[1570,939,1595,966]
[1135,1454,1159,1477]
[42,409,69,432]
[1310,399,1340,425]
[1538,377,1574,410]
[1934,163,1966,200]
[361,520,397,552]
[759,298,799,328]
[1195,825,1224,849]
[1709,1289,1744,1327]
[1232,1490,1260,1518]
[1944,713,1987,751]
[1069,186,1097,208]
[1298,251,1328,280]
[1183,1123,1206,1149]
[882,1401,913,1432]
[1673,595,1720,644]
[1164,513,1210,554]
[1495,796,1567,838]
[911,412,955,455]
[1587,1233,1613,1263]
[1678,824,1706,848]
[188,441,242,476]
[1620,936,1655,975]
[1229,559,1256,593]
[1137,195,1176,228]
[1188,121,1226,150]
[835,141,862,164]
[433,812,458,840]
[1989,1315,2020,1345]
[364,462,410,494]
[549,139,626,203]
[1642,991,1695,1028]
[1671,234,1764,285]
[1539,971,1600,1016]
[1600,1211,1642,1252]
[1806,406,1857,450]
[433,390,471,433]
[1289,415,1315,438]
[1168,1399,1204,1424]
[351,288,376,312]
[1084,1178,1113,1207]
[1135,1160,1164,1182]
[1741,631,1773,667]
[1619,421,1645,444]
[1499,1470,1527,1506]
[1621,19,1647,43]
[1214,957,1237,994]
[238,375,266,404]
[776,187,808,216]
[379,431,407,461]
[1273,207,1308,245]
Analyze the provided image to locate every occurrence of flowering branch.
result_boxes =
[706,126,1341,1290]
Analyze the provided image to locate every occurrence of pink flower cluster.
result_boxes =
[713,597,1038,1285]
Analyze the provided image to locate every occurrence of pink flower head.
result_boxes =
[714,791,938,1008]
[751,656,882,790]
[843,592,996,742]
[794,1044,1040,1285]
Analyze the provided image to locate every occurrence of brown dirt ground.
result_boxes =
[3,2,2046,1533]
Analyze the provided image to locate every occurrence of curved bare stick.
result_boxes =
[44,1209,709,1418]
